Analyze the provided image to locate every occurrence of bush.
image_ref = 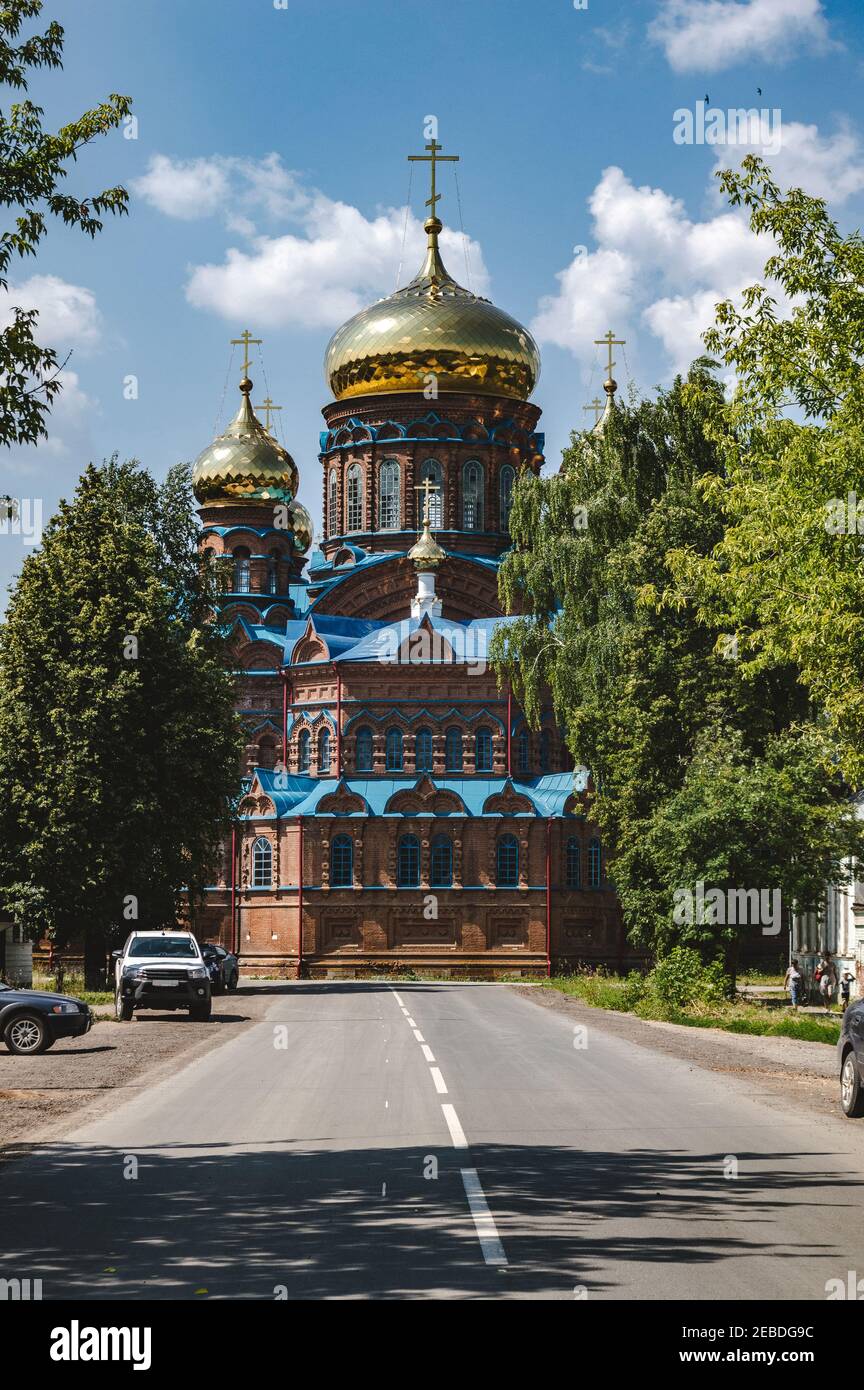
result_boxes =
[647,947,729,1011]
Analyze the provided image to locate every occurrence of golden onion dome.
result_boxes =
[192,378,300,506]
[285,498,313,555]
[324,217,540,403]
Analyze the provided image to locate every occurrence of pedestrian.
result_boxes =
[819,953,838,1008]
[784,958,803,1010]
[841,970,855,1010]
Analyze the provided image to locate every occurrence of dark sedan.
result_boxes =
[838,998,864,1116]
[201,944,239,995]
[0,981,93,1055]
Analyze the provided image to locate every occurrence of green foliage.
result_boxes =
[0,458,243,959]
[668,156,864,784]
[647,947,728,1012]
[0,0,131,445]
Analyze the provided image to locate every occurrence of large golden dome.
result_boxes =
[192,378,300,505]
[324,217,540,402]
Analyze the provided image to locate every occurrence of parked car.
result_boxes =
[201,944,239,995]
[838,998,864,1116]
[0,980,93,1055]
[113,930,211,1022]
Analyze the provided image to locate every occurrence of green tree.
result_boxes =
[669,156,864,784]
[0,459,243,985]
[491,366,861,973]
[1,0,130,445]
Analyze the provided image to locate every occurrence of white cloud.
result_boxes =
[136,153,489,330]
[650,0,832,73]
[532,164,775,378]
[711,118,864,203]
[0,274,102,350]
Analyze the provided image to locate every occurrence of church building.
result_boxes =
[190,144,625,978]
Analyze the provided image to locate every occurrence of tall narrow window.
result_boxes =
[415,727,433,771]
[496,835,518,887]
[398,834,420,887]
[355,726,373,772]
[233,547,251,593]
[298,728,311,773]
[588,837,602,888]
[566,838,581,889]
[518,729,530,773]
[386,727,403,772]
[430,836,453,888]
[540,728,551,772]
[347,463,363,532]
[500,464,516,532]
[252,837,272,888]
[268,549,280,595]
[331,834,353,888]
[420,459,444,527]
[328,468,338,537]
[318,727,331,773]
[445,726,463,771]
[378,459,401,531]
[462,460,484,530]
[475,726,493,773]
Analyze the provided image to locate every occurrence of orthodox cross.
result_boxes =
[583,396,605,426]
[231,329,262,378]
[256,396,281,432]
[408,139,459,217]
[414,476,441,527]
[594,329,626,381]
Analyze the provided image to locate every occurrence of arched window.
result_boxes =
[445,726,463,772]
[430,835,453,888]
[475,726,493,773]
[517,729,530,773]
[496,835,519,887]
[588,837,602,888]
[462,460,484,530]
[415,727,433,772]
[298,728,311,773]
[500,464,516,532]
[331,834,353,888]
[378,459,401,531]
[318,727,331,773]
[257,737,276,771]
[386,727,403,772]
[540,728,551,772]
[566,838,581,889]
[346,463,363,532]
[420,459,444,527]
[252,836,272,888]
[355,726,373,772]
[268,548,280,595]
[328,468,338,537]
[233,547,251,593]
[398,834,420,887]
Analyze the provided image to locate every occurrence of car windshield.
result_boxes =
[0,982,10,992]
[127,938,198,959]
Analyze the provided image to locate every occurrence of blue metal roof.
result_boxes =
[249,769,585,819]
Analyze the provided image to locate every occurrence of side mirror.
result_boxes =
[110,950,121,960]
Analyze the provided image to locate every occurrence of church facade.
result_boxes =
[190,152,625,978]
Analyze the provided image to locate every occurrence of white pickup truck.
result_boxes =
[114,930,212,1022]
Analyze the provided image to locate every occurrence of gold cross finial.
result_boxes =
[230,329,263,379]
[583,397,605,426]
[594,329,626,382]
[408,138,459,219]
[255,396,281,432]
[414,476,441,528]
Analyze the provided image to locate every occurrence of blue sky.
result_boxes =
[1,0,862,601]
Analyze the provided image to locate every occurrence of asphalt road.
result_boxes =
[1,982,863,1300]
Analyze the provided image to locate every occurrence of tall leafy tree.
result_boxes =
[0,459,243,984]
[1,0,130,445]
[670,156,864,785]
[491,367,862,973]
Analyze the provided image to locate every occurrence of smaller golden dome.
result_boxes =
[408,514,446,571]
[193,379,299,506]
[285,499,313,555]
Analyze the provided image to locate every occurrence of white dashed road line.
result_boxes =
[441,1102,469,1150]
[430,1066,448,1094]
[421,1044,436,1063]
[460,1167,508,1265]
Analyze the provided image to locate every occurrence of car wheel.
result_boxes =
[841,1050,864,1117]
[189,1000,212,1021]
[5,1013,50,1055]
[228,971,238,993]
[115,990,134,1022]
[212,977,224,996]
